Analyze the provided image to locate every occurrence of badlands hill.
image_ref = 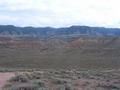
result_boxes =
[0,25,120,69]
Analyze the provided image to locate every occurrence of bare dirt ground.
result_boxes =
[3,69,120,90]
[0,73,14,89]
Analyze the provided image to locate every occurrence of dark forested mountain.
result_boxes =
[0,25,120,38]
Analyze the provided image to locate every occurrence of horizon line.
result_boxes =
[0,24,120,29]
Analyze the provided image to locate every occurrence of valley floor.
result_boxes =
[0,47,120,70]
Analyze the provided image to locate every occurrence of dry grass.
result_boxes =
[0,47,120,70]
[3,69,120,90]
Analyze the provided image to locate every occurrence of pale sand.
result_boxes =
[0,73,14,89]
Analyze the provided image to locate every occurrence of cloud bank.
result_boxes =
[0,0,120,28]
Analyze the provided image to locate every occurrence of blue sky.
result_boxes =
[0,0,120,27]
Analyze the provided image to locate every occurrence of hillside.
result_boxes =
[0,25,119,49]
[0,25,120,37]
[0,25,120,69]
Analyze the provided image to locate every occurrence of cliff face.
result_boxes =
[0,25,120,49]
[0,25,120,37]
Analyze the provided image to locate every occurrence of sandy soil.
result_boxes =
[0,73,14,89]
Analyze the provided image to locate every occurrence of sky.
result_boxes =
[0,0,120,28]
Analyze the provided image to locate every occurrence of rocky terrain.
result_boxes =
[0,25,120,37]
[0,25,120,49]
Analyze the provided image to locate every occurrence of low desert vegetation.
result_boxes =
[3,69,120,90]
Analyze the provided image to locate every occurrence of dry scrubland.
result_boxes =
[0,37,120,90]
[0,47,120,70]
[3,69,120,90]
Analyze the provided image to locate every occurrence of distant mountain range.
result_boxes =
[0,25,120,70]
[0,25,120,49]
[0,25,120,38]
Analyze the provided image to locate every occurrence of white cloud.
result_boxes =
[0,0,120,27]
